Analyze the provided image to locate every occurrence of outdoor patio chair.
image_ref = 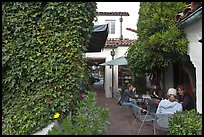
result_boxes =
[153,113,172,135]
[110,87,121,101]
[132,105,156,135]
[113,89,122,101]
[133,105,155,123]
[147,98,159,115]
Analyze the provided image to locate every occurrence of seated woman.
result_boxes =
[151,83,162,100]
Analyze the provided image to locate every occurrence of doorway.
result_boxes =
[173,60,196,99]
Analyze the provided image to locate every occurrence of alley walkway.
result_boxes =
[94,84,154,135]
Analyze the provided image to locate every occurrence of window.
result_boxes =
[105,20,115,34]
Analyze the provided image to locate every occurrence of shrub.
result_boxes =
[168,109,202,135]
[133,72,147,95]
[48,92,109,135]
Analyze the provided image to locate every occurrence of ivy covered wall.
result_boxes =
[2,2,97,135]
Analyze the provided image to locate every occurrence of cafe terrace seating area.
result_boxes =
[113,90,170,135]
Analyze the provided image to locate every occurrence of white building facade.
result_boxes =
[179,9,202,113]
[85,2,140,98]
[174,3,202,113]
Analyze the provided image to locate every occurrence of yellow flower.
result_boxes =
[53,112,60,119]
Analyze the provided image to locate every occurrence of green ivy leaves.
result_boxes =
[2,2,97,135]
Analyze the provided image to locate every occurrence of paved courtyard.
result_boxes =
[94,84,154,135]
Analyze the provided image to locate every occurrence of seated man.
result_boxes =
[118,83,137,108]
[156,88,182,115]
[176,85,195,111]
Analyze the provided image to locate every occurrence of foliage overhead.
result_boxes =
[2,2,97,135]
[127,2,189,75]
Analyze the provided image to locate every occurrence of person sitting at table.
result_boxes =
[156,88,182,115]
[151,83,163,100]
[176,85,195,111]
[154,88,182,135]
[118,83,138,108]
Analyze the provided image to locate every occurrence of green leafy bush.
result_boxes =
[168,109,202,135]
[133,72,148,95]
[127,2,188,76]
[48,92,110,135]
[2,2,97,135]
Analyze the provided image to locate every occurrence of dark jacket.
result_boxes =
[177,93,195,111]
[151,88,163,100]
[120,89,136,103]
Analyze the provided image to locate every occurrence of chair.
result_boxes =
[153,113,172,135]
[132,105,155,135]
[133,105,155,122]
[110,87,121,101]
[147,98,159,114]
[114,89,122,101]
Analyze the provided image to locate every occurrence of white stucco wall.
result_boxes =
[183,18,202,113]
[85,3,139,98]
[85,46,129,98]
[96,2,140,39]
[95,16,131,39]
[85,49,112,98]
[113,46,129,97]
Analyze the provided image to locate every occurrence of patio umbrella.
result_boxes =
[99,56,127,66]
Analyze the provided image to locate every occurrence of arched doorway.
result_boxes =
[173,60,196,99]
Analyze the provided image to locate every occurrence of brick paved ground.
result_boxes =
[94,84,154,135]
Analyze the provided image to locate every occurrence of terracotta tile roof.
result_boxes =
[105,38,135,47]
[96,12,129,16]
[175,2,202,25]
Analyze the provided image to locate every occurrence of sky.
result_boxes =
[96,2,140,39]
[96,2,140,13]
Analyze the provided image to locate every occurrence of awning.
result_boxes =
[100,56,127,66]
[86,24,108,52]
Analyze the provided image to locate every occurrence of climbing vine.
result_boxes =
[2,2,97,135]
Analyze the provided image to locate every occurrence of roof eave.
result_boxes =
[177,7,202,28]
